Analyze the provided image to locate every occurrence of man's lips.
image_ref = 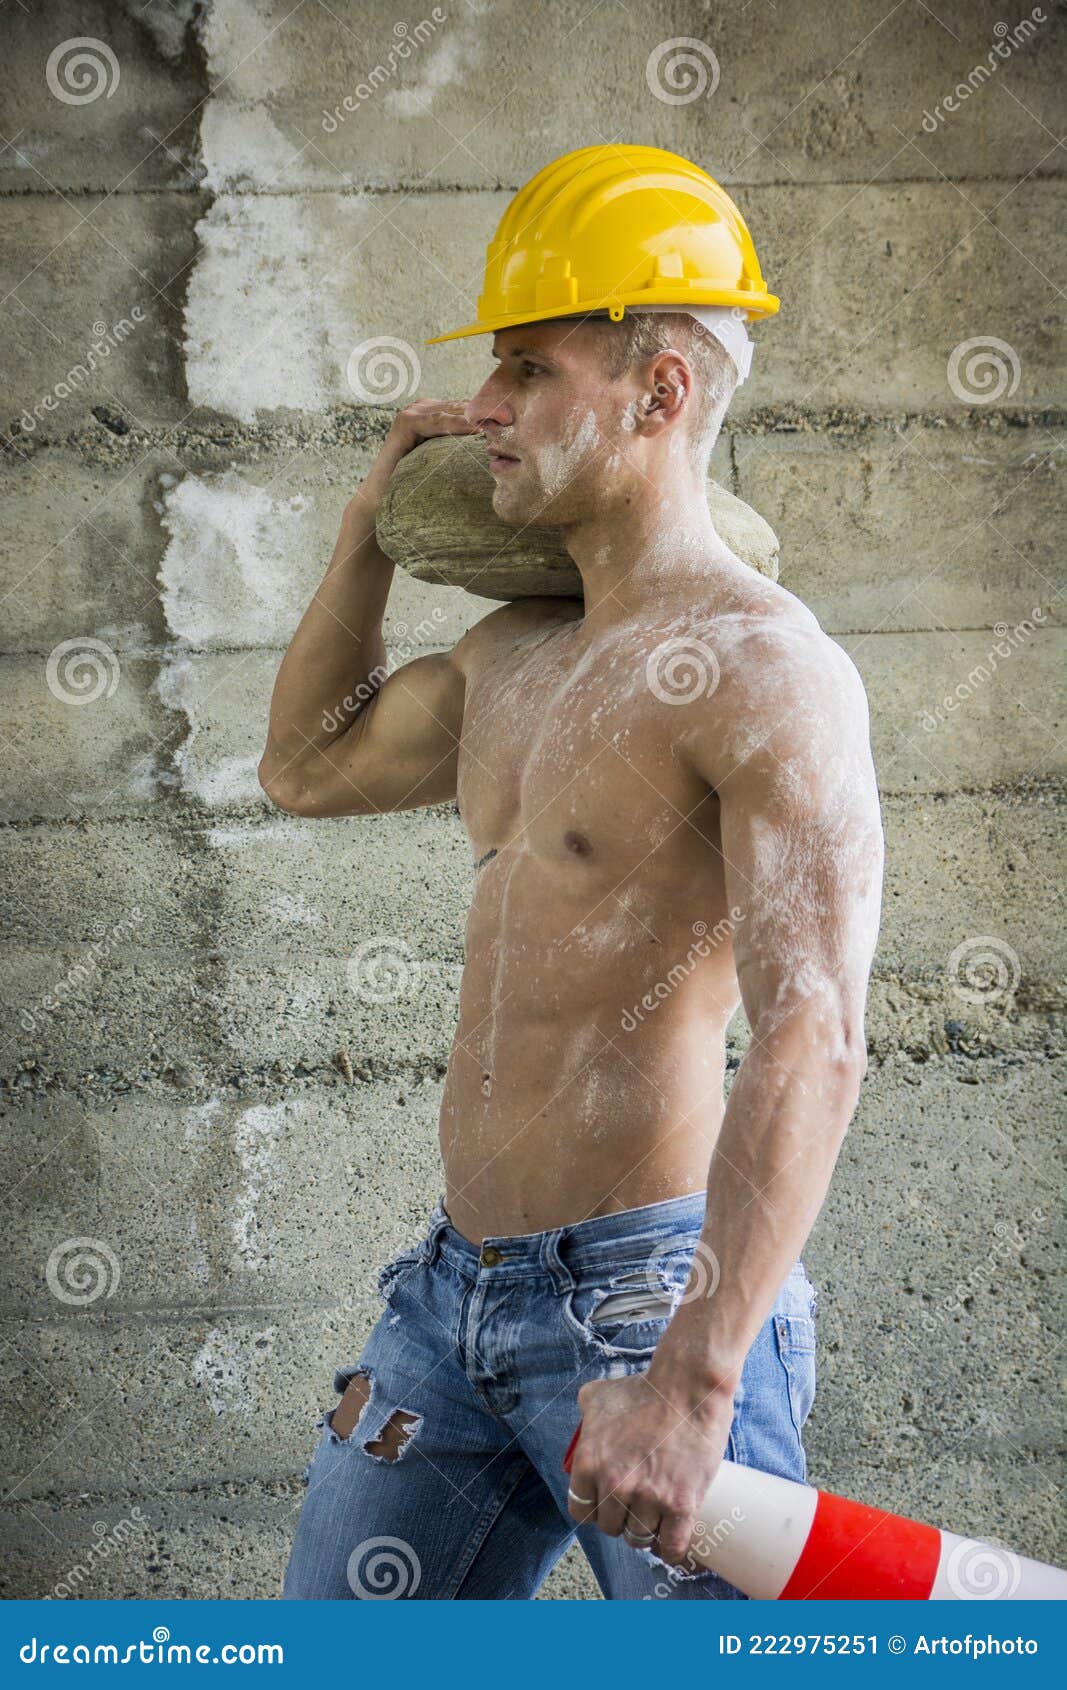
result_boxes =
[487,446,520,472]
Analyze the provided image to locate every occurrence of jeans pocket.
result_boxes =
[564,1262,688,1358]
[376,1245,426,1302]
[773,1312,817,1439]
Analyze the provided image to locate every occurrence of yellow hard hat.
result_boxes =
[425,143,778,346]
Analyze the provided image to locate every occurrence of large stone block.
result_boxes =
[0,1492,294,1600]
[0,1085,441,1311]
[0,1309,352,1495]
[200,806,469,959]
[804,1056,1062,1457]
[3,948,214,1080]
[0,652,185,822]
[842,628,1064,792]
[877,791,1065,990]
[0,820,194,947]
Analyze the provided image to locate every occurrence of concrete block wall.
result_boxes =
[1,0,1062,1599]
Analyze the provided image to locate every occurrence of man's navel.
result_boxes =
[564,829,592,857]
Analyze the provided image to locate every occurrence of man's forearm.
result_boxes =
[649,1015,865,1406]
[260,450,404,781]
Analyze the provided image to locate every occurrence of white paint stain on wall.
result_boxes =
[184,195,375,421]
[384,35,469,117]
[158,469,314,647]
[232,1101,291,1272]
[192,1324,277,1415]
[199,102,310,194]
[183,1095,223,1145]
[154,655,262,808]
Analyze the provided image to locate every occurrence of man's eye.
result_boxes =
[522,363,543,377]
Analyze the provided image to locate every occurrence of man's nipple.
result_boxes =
[564,829,592,856]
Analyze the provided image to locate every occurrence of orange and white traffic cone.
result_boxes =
[563,1424,1067,1599]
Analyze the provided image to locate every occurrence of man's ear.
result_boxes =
[640,352,690,428]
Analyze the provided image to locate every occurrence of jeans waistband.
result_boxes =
[425,1191,711,1286]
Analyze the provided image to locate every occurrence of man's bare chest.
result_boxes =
[456,619,720,885]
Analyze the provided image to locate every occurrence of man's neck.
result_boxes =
[561,482,733,635]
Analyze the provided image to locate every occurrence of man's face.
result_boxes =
[464,320,638,527]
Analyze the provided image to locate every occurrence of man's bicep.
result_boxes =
[287,649,466,817]
[718,758,883,1041]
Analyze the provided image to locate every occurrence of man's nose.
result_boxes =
[464,373,515,430]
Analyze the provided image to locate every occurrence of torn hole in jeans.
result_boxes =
[594,1270,679,1325]
[328,1369,422,1463]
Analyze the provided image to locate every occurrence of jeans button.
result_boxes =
[480,1246,502,1267]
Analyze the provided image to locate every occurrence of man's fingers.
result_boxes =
[652,1509,698,1566]
[565,1468,598,1523]
[594,1494,628,1538]
[622,1503,661,1549]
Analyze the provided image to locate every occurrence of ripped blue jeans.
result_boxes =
[283,1192,817,1600]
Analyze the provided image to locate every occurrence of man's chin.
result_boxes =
[491,481,550,527]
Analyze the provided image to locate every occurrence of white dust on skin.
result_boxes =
[467,393,882,1150]
[709,628,884,1080]
[523,404,603,502]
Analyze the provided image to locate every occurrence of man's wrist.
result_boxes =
[647,1334,741,1415]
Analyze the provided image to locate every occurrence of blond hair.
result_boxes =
[587,311,737,467]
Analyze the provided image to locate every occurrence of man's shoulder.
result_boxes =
[666,584,871,774]
[452,595,581,676]
[702,588,865,709]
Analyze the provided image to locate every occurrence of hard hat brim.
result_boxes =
[425,288,779,346]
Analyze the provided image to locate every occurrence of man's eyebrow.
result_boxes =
[491,345,560,364]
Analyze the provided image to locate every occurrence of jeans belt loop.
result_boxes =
[540,1228,574,1292]
[425,1201,450,1265]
